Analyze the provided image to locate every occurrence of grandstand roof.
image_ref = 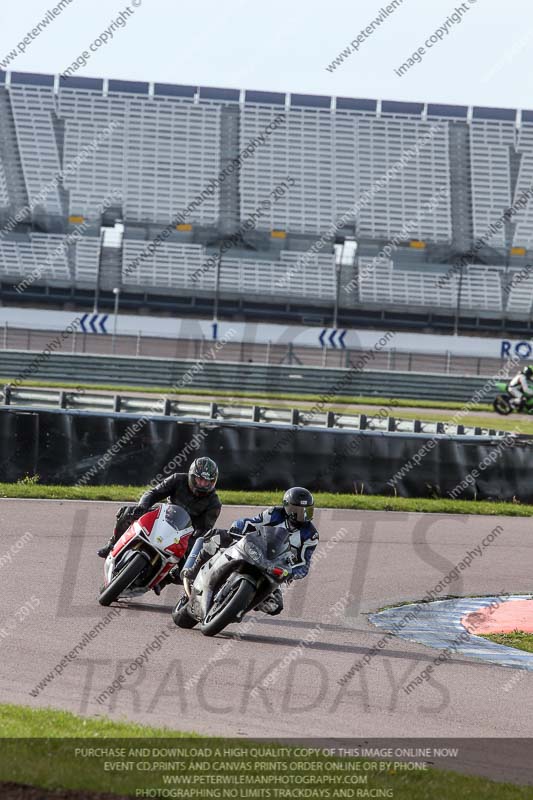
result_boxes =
[3,69,531,124]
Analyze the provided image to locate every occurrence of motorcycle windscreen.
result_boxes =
[163,504,193,533]
[241,526,291,564]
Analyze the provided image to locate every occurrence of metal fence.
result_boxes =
[1,385,507,437]
[0,350,509,402]
[0,324,507,377]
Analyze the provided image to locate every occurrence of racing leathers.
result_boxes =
[183,505,319,615]
[509,372,533,408]
[138,473,221,535]
[98,473,222,559]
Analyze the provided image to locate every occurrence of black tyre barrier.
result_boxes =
[1,407,532,502]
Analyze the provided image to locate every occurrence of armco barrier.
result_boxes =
[1,407,531,501]
[0,350,509,402]
[0,385,506,437]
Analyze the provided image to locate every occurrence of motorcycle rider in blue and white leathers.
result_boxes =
[181,487,318,615]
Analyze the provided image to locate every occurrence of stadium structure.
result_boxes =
[1,69,533,334]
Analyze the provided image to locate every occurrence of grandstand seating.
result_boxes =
[0,232,70,281]
[2,70,533,322]
[73,236,101,284]
[506,269,533,315]
[461,266,504,311]
[59,87,221,225]
[1,76,458,242]
[355,118,452,242]
[122,240,335,300]
[239,105,353,235]
[9,84,64,217]
[122,241,212,290]
[469,119,514,250]
[510,148,533,248]
[0,161,9,207]
[219,252,335,300]
[358,257,454,308]
[358,257,504,312]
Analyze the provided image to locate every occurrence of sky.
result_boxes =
[0,0,532,110]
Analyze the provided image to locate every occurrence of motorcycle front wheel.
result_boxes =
[493,394,513,415]
[98,552,147,606]
[200,578,256,637]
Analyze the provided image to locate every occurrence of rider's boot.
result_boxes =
[180,529,229,583]
[180,546,212,583]
[154,565,182,595]
[97,528,119,558]
[97,505,145,558]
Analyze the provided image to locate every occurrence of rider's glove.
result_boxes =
[119,504,148,526]
[229,521,245,536]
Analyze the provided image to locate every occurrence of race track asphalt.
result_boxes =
[1,499,532,783]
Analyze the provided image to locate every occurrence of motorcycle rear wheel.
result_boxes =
[98,552,147,606]
[493,394,513,415]
[200,578,256,637]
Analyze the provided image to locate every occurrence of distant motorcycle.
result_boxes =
[493,381,533,415]
[172,525,293,636]
[98,504,193,606]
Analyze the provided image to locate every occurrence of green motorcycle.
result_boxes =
[493,381,533,415]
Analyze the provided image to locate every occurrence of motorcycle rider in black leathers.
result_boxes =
[97,458,221,579]
[180,487,318,616]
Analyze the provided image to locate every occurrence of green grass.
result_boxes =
[0,702,196,738]
[2,482,533,517]
[382,406,533,435]
[0,704,532,798]
[0,376,495,412]
[481,631,533,653]
[0,704,196,797]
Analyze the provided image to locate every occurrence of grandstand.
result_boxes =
[1,70,533,331]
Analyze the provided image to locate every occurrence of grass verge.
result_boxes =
[379,407,533,435]
[2,483,533,517]
[0,704,531,799]
[481,631,533,654]
[0,703,196,738]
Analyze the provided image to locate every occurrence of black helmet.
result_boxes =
[523,366,533,379]
[283,487,314,529]
[188,457,218,496]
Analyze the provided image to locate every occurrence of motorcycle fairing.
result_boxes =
[103,503,194,594]
[191,524,292,620]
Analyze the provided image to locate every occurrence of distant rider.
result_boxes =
[180,487,318,616]
[97,457,221,566]
[508,365,533,409]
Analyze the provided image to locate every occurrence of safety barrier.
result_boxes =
[0,407,529,501]
[0,385,505,437]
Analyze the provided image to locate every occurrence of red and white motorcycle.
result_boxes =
[98,504,193,606]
